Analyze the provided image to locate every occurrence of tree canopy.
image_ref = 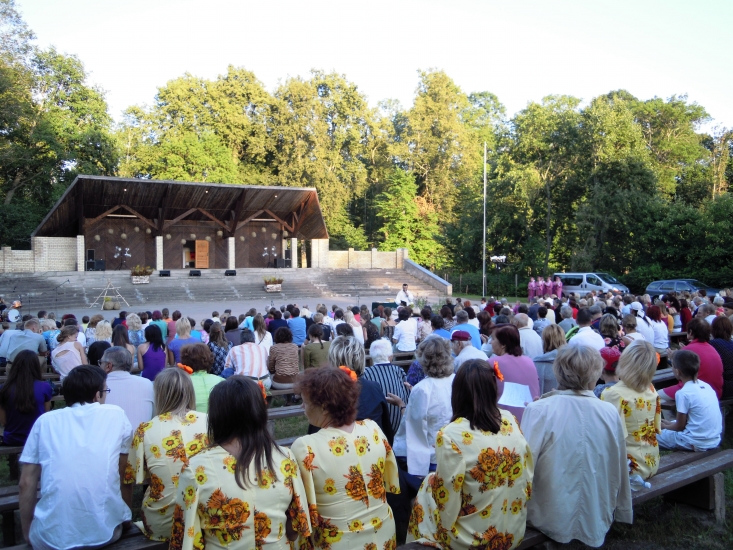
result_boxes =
[2,0,732,289]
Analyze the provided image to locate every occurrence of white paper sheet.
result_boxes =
[498,381,533,408]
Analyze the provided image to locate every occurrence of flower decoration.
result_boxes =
[338,365,358,382]
[177,363,193,374]
[493,361,504,382]
[258,380,268,402]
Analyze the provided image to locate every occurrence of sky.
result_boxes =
[17,0,733,129]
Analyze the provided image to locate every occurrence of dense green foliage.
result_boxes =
[1,1,732,290]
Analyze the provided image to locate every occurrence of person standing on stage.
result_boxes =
[528,277,537,300]
[395,283,415,306]
[553,275,563,298]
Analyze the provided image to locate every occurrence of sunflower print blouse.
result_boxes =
[170,444,311,550]
[600,380,661,480]
[291,419,401,550]
[127,411,209,541]
[408,410,534,550]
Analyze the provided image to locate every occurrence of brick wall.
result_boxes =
[2,238,77,273]
[325,248,405,269]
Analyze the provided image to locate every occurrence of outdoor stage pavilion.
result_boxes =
[32,176,329,271]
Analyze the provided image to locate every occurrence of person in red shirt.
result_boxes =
[679,299,693,333]
[659,318,723,402]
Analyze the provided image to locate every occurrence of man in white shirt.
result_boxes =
[19,364,133,549]
[395,283,415,307]
[567,309,606,351]
[392,308,418,352]
[452,331,488,371]
[100,346,154,431]
[515,313,544,358]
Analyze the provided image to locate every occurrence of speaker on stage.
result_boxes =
[284,249,291,260]
[159,270,171,277]
[86,260,95,271]
[94,259,105,271]
[189,270,201,277]
[224,270,236,276]
[87,249,95,262]
[281,258,292,268]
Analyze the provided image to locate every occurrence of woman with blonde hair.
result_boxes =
[94,320,113,345]
[252,313,273,354]
[600,340,661,479]
[128,368,208,542]
[343,309,365,344]
[532,323,565,393]
[84,314,105,348]
[167,316,200,365]
[125,313,145,351]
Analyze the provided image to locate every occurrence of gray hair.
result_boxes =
[561,305,573,319]
[713,296,724,306]
[701,303,716,316]
[588,305,602,316]
[369,339,393,364]
[553,345,603,391]
[328,336,365,376]
[95,320,113,341]
[455,310,469,323]
[101,346,133,372]
[514,313,529,328]
[416,337,454,378]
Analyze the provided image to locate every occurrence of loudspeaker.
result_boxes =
[189,270,201,277]
[280,258,292,268]
[159,270,171,277]
[87,249,95,261]
[94,259,105,271]
[284,249,291,260]
[86,260,95,271]
[224,270,236,277]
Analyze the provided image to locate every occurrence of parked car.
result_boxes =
[553,272,630,297]
[645,279,720,298]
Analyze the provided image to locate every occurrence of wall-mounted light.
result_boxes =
[205,236,211,242]
[181,239,187,244]
[121,233,127,240]
[94,235,100,241]
[165,234,171,240]
[146,228,151,234]
[216,230,223,237]
[239,236,245,242]
[261,227,266,233]
[271,233,277,239]
[251,231,257,238]
[134,227,140,232]
[108,228,114,234]
[190,233,196,240]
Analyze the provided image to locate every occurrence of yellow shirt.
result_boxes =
[170,445,311,550]
[291,419,401,550]
[601,380,661,480]
[128,411,209,541]
[409,411,534,550]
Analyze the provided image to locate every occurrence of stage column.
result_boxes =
[76,235,84,272]
[155,236,164,271]
[227,237,235,269]
[290,238,298,268]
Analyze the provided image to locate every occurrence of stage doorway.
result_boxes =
[182,240,210,269]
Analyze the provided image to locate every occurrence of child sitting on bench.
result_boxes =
[658,350,722,451]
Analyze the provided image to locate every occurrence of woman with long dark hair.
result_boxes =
[224,316,242,349]
[206,322,232,376]
[409,359,533,548]
[0,350,53,447]
[302,323,330,370]
[112,325,137,368]
[171,376,311,550]
[137,324,166,381]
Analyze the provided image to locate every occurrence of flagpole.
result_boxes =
[482,142,487,297]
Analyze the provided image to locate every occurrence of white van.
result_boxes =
[553,272,629,297]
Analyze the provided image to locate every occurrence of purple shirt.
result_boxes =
[141,345,167,382]
[168,337,200,365]
[1,380,53,445]
[494,354,541,424]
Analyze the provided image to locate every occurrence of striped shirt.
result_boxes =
[362,363,410,435]
[267,343,300,379]
[224,343,269,379]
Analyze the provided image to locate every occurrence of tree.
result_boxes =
[375,169,443,268]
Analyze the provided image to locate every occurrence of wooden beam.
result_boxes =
[197,208,229,231]
[227,189,248,236]
[119,205,158,230]
[163,208,198,230]
[157,184,172,234]
[86,205,122,227]
[235,210,264,231]
[263,209,294,233]
[293,193,315,236]
[76,181,85,235]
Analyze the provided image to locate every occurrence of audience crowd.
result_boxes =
[0,283,731,549]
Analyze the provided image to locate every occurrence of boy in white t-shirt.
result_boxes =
[658,350,722,451]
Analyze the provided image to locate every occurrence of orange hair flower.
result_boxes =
[258,380,268,402]
[338,365,358,382]
[493,361,504,382]
[177,363,193,374]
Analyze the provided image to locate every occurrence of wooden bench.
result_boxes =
[6,523,167,550]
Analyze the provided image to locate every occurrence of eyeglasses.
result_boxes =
[100,388,111,394]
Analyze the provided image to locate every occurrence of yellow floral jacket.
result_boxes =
[291,419,401,550]
[408,411,534,550]
[600,381,661,480]
[170,445,311,550]
[128,411,209,541]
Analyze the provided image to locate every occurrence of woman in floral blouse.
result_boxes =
[600,339,661,480]
[408,359,534,550]
[171,376,311,550]
[291,366,400,549]
[128,367,209,542]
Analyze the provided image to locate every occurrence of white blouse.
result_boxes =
[392,374,454,476]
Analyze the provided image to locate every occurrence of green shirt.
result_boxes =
[191,371,224,413]
[150,320,168,341]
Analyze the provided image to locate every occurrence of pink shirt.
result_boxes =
[665,340,723,400]
[493,354,541,424]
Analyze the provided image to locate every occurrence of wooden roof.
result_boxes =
[33,176,329,239]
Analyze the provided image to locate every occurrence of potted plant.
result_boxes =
[264,276,283,292]
[103,297,114,311]
[130,265,154,284]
